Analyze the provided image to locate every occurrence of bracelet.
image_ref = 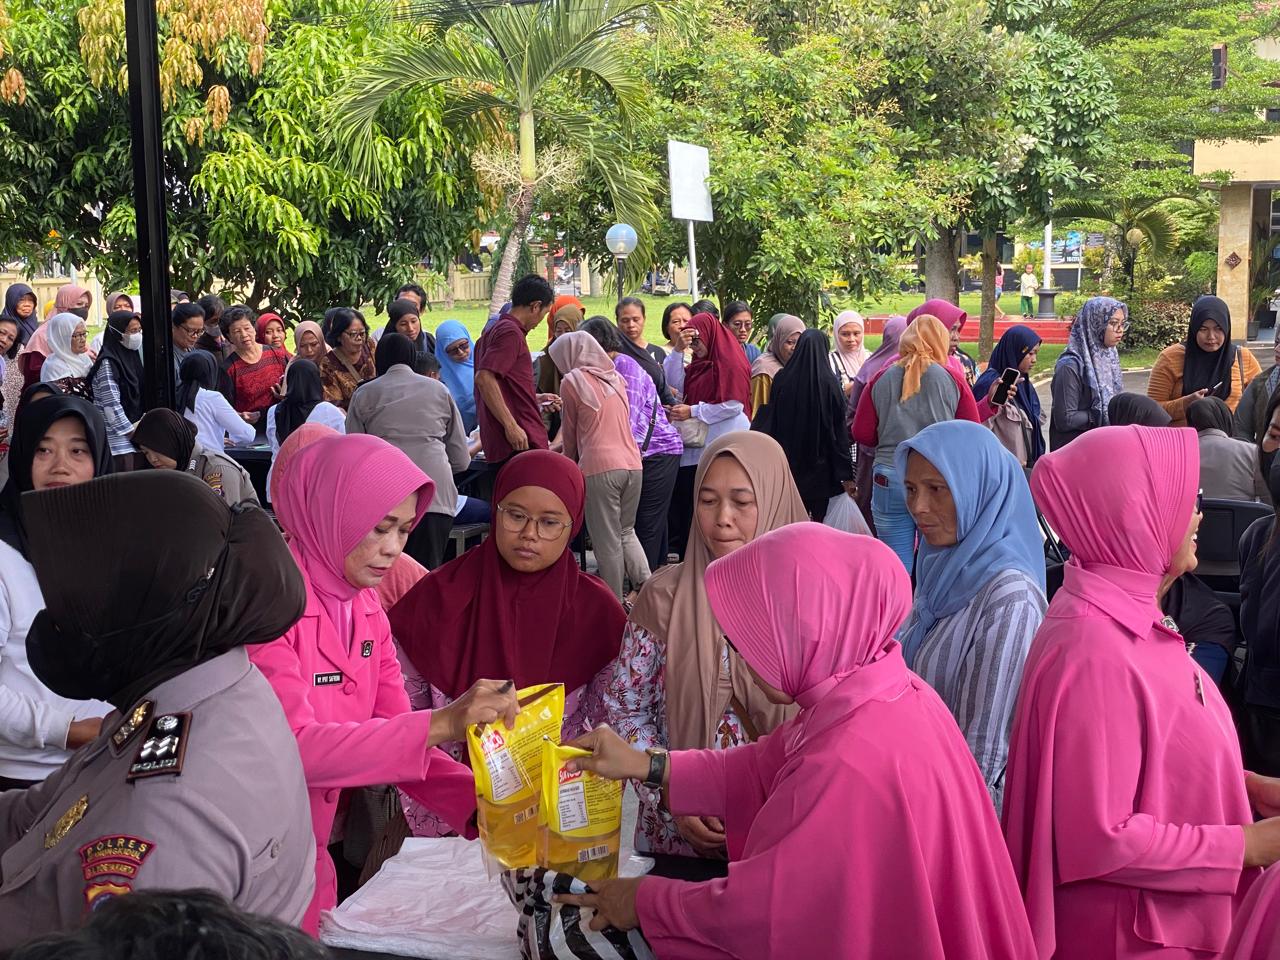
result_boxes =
[643,747,668,788]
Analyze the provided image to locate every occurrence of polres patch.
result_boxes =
[79,834,156,910]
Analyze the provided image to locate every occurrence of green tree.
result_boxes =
[0,0,482,318]
[551,0,964,322]
[1054,196,1196,295]
[331,0,660,317]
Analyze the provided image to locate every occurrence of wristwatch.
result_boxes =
[643,747,668,788]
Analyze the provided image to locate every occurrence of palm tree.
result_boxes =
[331,0,659,315]
[1052,196,1187,296]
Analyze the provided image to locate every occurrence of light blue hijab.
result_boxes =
[434,319,477,433]
[894,420,1046,664]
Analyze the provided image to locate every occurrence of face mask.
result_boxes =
[69,306,90,321]
[123,331,143,351]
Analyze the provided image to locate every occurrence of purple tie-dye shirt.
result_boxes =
[613,353,683,458]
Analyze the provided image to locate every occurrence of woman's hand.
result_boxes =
[1243,817,1280,868]
[431,679,519,745]
[987,377,1018,405]
[666,404,692,422]
[1182,388,1209,403]
[537,392,562,413]
[842,480,858,500]
[676,815,727,857]
[562,725,650,782]
[553,877,643,932]
[66,717,105,749]
[1247,773,1280,819]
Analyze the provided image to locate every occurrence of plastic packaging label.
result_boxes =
[466,684,565,872]
[538,740,622,883]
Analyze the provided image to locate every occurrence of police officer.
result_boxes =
[0,471,315,947]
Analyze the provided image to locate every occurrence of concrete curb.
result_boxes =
[1031,365,1152,387]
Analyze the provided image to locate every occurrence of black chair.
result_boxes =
[1196,498,1273,587]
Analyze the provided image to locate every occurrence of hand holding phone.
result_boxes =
[991,367,1020,406]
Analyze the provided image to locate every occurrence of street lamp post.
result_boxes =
[605,223,638,304]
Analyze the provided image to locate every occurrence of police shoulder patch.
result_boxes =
[126,712,191,781]
[79,834,156,910]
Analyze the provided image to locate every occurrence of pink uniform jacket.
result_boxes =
[250,578,477,933]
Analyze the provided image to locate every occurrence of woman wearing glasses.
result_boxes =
[319,308,376,410]
[1049,296,1128,450]
[388,450,627,838]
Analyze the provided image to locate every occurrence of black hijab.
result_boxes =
[375,332,417,377]
[177,349,220,413]
[1186,396,1235,435]
[276,359,323,445]
[1,283,38,346]
[131,408,198,468]
[88,310,145,422]
[1107,392,1173,427]
[753,328,850,500]
[0,396,112,558]
[603,317,674,405]
[381,298,434,354]
[1183,296,1237,400]
[22,471,306,711]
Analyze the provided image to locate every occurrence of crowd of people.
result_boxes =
[2,273,1280,959]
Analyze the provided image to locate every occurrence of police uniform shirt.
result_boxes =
[0,647,315,947]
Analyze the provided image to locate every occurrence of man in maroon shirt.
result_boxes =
[474,274,556,467]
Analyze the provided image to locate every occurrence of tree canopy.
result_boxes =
[0,0,484,319]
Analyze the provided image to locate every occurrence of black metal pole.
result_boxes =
[614,256,624,304]
[124,0,174,410]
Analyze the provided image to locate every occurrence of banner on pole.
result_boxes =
[667,140,713,223]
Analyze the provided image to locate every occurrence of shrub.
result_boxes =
[1124,299,1189,351]
[1056,291,1088,320]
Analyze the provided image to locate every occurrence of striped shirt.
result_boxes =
[901,568,1045,811]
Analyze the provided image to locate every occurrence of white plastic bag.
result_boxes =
[823,493,871,536]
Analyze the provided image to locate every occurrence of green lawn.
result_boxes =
[369,293,1163,375]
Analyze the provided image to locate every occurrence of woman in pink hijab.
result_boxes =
[270,423,429,612]
[249,433,519,933]
[1005,424,1280,960]
[557,523,1036,958]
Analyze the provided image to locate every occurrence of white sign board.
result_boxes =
[668,140,713,223]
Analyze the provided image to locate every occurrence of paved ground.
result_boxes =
[1034,369,1152,420]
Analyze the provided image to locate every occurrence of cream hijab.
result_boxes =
[629,431,807,749]
[750,314,805,380]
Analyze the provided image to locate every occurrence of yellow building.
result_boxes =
[1195,40,1280,340]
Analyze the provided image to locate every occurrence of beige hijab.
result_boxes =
[750,314,805,380]
[629,431,807,750]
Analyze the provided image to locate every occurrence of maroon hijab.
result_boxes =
[388,450,625,700]
[682,311,752,409]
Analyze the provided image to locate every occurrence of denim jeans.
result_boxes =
[871,462,916,574]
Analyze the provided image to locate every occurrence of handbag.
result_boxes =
[673,415,708,448]
[640,395,659,453]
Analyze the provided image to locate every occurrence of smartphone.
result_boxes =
[1210,380,1224,394]
[991,367,1020,406]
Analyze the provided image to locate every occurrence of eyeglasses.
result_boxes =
[1196,489,1204,515]
[180,323,203,336]
[342,329,367,341]
[445,341,469,359]
[496,504,572,540]
[728,321,751,332]
[1106,320,1131,333]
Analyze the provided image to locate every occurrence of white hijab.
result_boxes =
[40,312,93,382]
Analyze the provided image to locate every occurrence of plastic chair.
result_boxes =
[1196,498,1273,585]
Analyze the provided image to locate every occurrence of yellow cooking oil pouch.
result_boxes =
[466,683,565,872]
[538,739,623,883]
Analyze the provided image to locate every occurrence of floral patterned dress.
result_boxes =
[395,646,608,838]
[580,621,750,857]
